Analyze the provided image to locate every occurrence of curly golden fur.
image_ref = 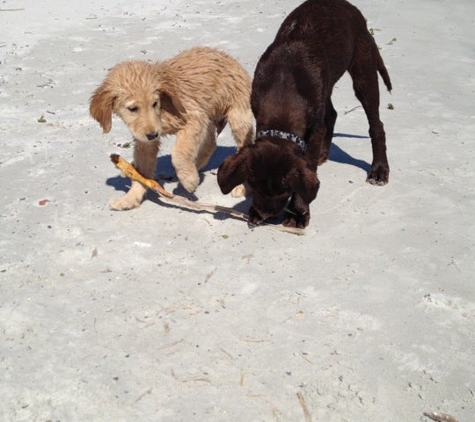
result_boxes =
[90,46,254,210]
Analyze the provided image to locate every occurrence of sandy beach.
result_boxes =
[1,0,474,421]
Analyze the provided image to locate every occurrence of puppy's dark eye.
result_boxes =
[152,101,158,108]
[128,106,138,113]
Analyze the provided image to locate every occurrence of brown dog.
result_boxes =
[90,47,254,210]
[218,0,392,228]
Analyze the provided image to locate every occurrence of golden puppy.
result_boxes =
[90,46,254,210]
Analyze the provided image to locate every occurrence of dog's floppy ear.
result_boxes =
[285,166,320,203]
[90,84,115,133]
[158,89,187,124]
[217,150,250,195]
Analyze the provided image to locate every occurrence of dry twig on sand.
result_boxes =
[423,411,459,422]
[110,154,305,236]
[297,391,312,422]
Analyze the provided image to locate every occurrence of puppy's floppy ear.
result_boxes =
[217,150,250,195]
[285,166,320,203]
[90,84,115,133]
[158,88,187,124]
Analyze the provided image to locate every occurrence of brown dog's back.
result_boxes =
[273,0,391,90]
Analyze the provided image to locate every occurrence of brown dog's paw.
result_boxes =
[247,206,264,228]
[367,164,389,186]
[283,212,310,229]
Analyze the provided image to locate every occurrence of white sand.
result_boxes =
[1,0,474,421]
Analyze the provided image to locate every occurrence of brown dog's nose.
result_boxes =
[146,132,158,141]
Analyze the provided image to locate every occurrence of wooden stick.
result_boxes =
[110,154,305,235]
[297,392,312,422]
[423,412,459,422]
[110,154,174,198]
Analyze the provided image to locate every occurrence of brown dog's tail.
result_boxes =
[377,52,392,92]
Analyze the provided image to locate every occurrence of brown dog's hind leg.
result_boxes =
[349,44,390,185]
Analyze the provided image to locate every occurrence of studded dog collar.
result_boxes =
[256,129,307,153]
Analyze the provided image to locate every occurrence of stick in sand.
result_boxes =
[110,154,305,236]
[297,391,313,422]
[423,412,459,422]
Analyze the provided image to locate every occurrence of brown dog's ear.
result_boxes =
[90,84,115,133]
[159,90,187,124]
[217,150,250,195]
[285,166,320,203]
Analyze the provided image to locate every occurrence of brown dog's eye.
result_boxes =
[128,106,138,113]
[152,101,158,108]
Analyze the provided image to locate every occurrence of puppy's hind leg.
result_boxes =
[196,122,217,171]
[226,105,255,197]
[109,140,160,210]
[227,105,255,149]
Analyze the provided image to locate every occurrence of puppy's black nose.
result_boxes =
[146,132,159,141]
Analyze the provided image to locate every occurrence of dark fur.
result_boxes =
[218,0,392,228]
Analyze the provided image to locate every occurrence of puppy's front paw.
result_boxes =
[109,195,142,211]
[231,183,247,198]
[178,171,200,193]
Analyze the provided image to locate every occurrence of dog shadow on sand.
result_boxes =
[105,134,370,222]
[330,133,371,172]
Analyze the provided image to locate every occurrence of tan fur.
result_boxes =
[90,47,254,210]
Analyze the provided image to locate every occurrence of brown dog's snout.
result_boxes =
[252,194,290,221]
